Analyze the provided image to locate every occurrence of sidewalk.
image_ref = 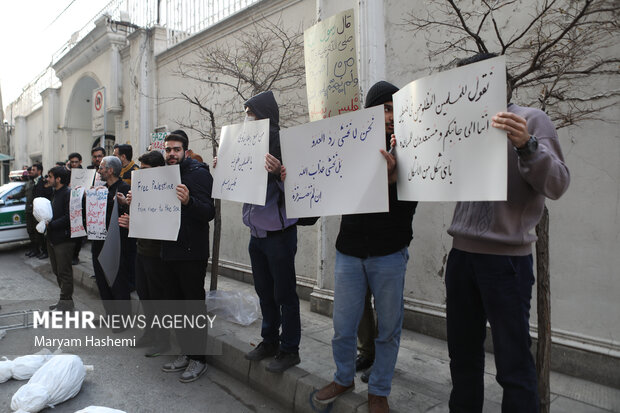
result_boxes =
[30,249,620,413]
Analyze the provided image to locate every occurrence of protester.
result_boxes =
[21,163,53,259]
[68,152,82,169]
[90,156,133,327]
[443,53,570,413]
[8,167,38,257]
[118,150,170,357]
[313,81,418,413]
[113,144,139,185]
[68,152,84,265]
[45,166,74,311]
[216,91,301,373]
[87,147,105,170]
[160,131,215,383]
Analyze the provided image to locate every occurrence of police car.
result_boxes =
[0,182,28,243]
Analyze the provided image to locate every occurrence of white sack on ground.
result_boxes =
[32,197,52,234]
[75,407,127,413]
[11,355,92,412]
[205,290,260,326]
[0,348,55,382]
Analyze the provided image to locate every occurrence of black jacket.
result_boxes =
[47,185,71,245]
[161,157,215,261]
[335,133,418,258]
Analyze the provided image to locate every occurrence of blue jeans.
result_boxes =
[249,225,300,353]
[446,248,539,413]
[332,248,408,396]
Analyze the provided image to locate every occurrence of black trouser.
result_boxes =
[136,253,169,343]
[357,287,377,360]
[162,259,208,363]
[47,240,74,303]
[92,240,132,318]
[446,249,539,413]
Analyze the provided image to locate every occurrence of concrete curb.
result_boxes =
[32,261,394,413]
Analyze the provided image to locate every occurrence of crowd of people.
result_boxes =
[16,53,570,413]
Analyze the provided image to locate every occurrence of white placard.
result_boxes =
[281,105,388,218]
[129,165,182,241]
[70,169,96,189]
[304,9,360,121]
[93,172,106,188]
[86,188,108,240]
[393,55,507,201]
[211,119,269,206]
[70,187,86,238]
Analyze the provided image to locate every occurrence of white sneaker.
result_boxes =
[162,355,189,372]
[179,359,207,383]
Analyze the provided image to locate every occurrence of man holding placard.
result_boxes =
[68,152,85,265]
[445,54,570,412]
[45,166,74,312]
[314,81,417,412]
[160,131,215,383]
[235,91,301,373]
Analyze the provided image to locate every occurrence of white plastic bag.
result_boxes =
[205,290,260,326]
[75,407,126,413]
[0,348,55,383]
[32,197,52,234]
[11,355,93,412]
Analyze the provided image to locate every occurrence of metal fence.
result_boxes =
[12,0,261,117]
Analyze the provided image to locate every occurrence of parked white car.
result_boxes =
[0,182,28,243]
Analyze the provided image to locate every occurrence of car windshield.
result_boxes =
[0,183,24,199]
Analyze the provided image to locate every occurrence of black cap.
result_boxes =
[364,81,399,108]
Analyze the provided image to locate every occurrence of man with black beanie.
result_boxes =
[314,81,418,413]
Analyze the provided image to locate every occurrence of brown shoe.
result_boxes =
[313,381,354,404]
[368,393,389,413]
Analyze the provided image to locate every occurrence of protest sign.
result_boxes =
[211,119,269,205]
[393,55,507,201]
[129,165,181,241]
[150,132,167,154]
[304,9,360,121]
[93,172,106,188]
[281,105,388,218]
[69,187,86,238]
[69,169,96,189]
[86,188,107,240]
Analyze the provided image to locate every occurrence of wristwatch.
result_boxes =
[515,136,538,157]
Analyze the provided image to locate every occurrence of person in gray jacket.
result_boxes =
[445,53,570,413]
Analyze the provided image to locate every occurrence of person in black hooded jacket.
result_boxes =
[160,130,215,384]
[236,91,301,374]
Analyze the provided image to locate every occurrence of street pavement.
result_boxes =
[0,242,286,413]
[2,241,619,413]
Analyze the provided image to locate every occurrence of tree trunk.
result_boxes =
[209,198,221,291]
[535,206,550,413]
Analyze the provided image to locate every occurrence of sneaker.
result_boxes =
[361,366,371,383]
[162,355,189,372]
[368,393,389,413]
[355,354,373,371]
[179,359,207,383]
[49,301,75,312]
[245,341,278,361]
[37,252,49,259]
[313,381,355,404]
[265,350,300,373]
[145,342,170,358]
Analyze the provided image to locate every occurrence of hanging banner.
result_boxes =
[393,55,507,201]
[70,187,86,238]
[69,169,96,189]
[211,119,269,205]
[86,188,108,240]
[129,165,182,241]
[304,9,360,121]
[280,105,388,218]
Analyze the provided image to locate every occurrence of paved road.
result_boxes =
[0,243,286,413]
